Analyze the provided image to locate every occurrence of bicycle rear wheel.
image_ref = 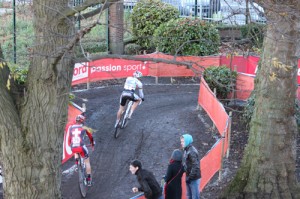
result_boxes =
[78,161,87,197]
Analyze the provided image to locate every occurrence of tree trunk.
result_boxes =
[245,0,249,24]
[223,1,300,198]
[0,0,74,198]
[109,1,124,54]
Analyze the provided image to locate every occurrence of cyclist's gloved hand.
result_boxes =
[142,98,145,101]
[92,140,95,147]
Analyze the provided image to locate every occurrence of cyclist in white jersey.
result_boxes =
[115,71,144,128]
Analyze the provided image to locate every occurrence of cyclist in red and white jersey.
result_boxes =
[68,114,95,186]
[115,71,144,128]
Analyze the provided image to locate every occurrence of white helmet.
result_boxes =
[133,71,143,78]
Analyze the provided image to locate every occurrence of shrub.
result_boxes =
[242,93,255,130]
[124,43,142,55]
[80,41,107,54]
[240,23,266,48]
[203,66,237,99]
[153,18,220,56]
[8,62,28,85]
[2,18,34,68]
[130,0,179,50]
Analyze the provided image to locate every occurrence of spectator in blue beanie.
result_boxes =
[181,134,201,199]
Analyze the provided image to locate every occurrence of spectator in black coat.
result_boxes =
[130,159,163,199]
[164,149,184,199]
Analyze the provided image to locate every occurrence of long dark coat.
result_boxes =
[164,161,184,199]
[136,168,162,199]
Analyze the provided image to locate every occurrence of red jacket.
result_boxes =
[68,123,93,148]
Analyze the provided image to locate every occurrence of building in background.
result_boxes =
[124,0,266,25]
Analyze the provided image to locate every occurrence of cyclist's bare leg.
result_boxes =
[74,153,79,164]
[117,105,125,121]
[115,105,125,127]
[129,99,141,118]
[84,157,91,175]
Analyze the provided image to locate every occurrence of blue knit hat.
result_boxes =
[182,134,193,147]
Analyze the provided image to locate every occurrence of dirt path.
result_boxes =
[61,82,217,198]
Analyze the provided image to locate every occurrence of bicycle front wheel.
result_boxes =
[114,126,120,138]
[78,163,87,197]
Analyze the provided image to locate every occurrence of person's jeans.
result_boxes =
[186,178,201,199]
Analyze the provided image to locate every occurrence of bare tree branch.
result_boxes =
[60,0,119,19]
[77,2,111,20]
[51,20,104,66]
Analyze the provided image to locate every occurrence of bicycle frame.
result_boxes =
[120,100,133,128]
[114,100,136,138]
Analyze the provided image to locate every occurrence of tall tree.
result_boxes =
[0,1,191,197]
[0,0,117,198]
[108,1,124,54]
[223,0,300,198]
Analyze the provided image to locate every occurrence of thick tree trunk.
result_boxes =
[223,1,300,198]
[109,1,124,54]
[0,0,74,198]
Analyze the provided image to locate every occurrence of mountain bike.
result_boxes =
[77,153,88,197]
[76,143,95,197]
[114,100,134,138]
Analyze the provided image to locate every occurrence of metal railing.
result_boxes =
[124,0,266,25]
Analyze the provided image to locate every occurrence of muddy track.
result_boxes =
[61,82,217,199]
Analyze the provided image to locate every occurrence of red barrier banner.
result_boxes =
[146,52,195,77]
[89,58,149,81]
[220,55,248,73]
[247,56,259,75]
[200,139,223,191]
[62,103,83,164]
[298,59,300,85]
[178,56,220,71]
[198,77,229,135]
[235,73,255,100]
[246,56,300,84]
[72,62,89,85]
[182,173,187,198]
[147,52,220,77]
[71,54,300,86]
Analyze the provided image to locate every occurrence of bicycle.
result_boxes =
[76,142,95,197]
[76,152,88,198]
[114,100,134,138]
